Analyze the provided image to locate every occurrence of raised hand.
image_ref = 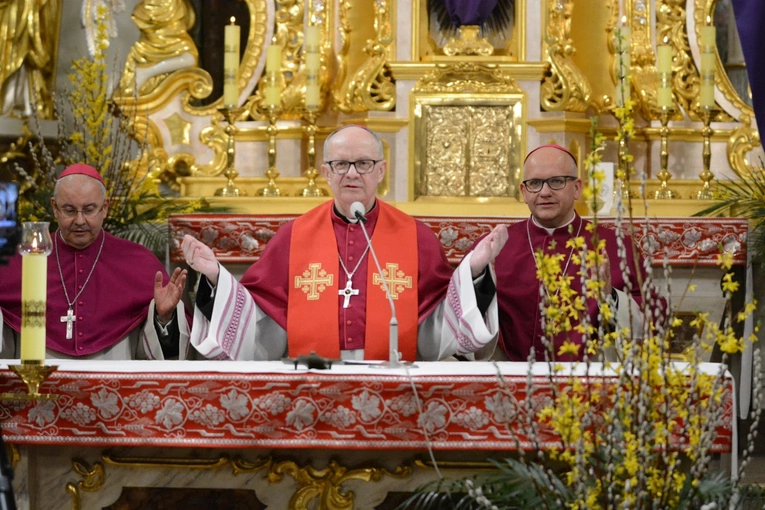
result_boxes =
[181,234,220,285]
[469,225,509,278]
[155,267,187,322]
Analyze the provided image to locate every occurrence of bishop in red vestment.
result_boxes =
[183,126,508,361]
[0,164,190,360]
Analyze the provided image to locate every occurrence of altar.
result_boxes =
[0,360,734,510]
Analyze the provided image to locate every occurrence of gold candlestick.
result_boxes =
[257,104,284,197]
[654,106,678,199]
[695,105,717,200]
[300,108,327,197]
[1,361,58,401]
[613,136,636,203]
[214,106,247,197]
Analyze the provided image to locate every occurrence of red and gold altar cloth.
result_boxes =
[168,215,748,267]
[0,361,734,453]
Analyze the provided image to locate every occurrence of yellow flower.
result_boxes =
[558,340,581,357]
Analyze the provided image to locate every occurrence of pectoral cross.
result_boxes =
[60,307,75,339]
[339,279,359,308]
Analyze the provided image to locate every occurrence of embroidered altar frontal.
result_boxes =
[0,361,733,453]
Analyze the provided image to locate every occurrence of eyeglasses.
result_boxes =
[55,203,104,219]
[522,176,577,193]
[325,160,382,174]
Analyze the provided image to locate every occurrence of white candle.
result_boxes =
[20,254,46,361]
[699,25,716,108]
[223,17,240,107]
[657,45,673,108]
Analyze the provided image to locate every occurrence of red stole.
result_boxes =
[287,201,419,361]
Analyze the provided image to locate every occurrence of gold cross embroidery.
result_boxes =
[295,263,334,300]
[373,263,412,300]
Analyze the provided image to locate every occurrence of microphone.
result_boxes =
[350,201,406,368]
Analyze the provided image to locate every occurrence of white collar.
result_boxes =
[531,213,576,235]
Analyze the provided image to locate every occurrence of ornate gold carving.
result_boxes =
[116,0,199,97]
[0,0,61,118]
[627,0,660,119]
[235,457,412,510]
[728,113,762,179]
[412,63,524,200]
[656,0,699,116]
[541,0,592,112]
[442,26,494,56]
[66,460,105,510]
[413,62,523,95]
[335,0,396,112]
[163,112,192,146]
[603,0,621,109]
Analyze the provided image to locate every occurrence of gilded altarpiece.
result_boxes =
[410,63,524,201]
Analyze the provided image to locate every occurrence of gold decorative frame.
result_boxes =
[656,0,701,117]
[409,62,525,202]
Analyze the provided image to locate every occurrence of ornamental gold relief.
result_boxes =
[334,0,396,113]
[728,113,762,179]
[626,0,660,119]
[67,452,414,510]
[66,459,105,510]
[656,0,699,117]
[541,0,591,113]
[243,458,412,510]
[412,63,524,201]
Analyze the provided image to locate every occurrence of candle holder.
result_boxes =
[654,106,678,199]
[257,104,284,197]
[695,105,718,200]
[300,107,328,197]
[1,361,59,401]
[214,106,247,197]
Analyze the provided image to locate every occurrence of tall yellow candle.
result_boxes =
[699,24,716,108]
[657,45,673,108]
[223,17,240,107]
[21,254,47,361]
[306,81,320,109]
[616,17,631,106]
[264,45,282,108]
[266,45,282,74]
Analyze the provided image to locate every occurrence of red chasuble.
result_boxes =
[239,200,453,362]
[0,230,170,356]
[493,214,645,362]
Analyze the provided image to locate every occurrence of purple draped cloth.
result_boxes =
[444,0,498,26]
[732,0,765,130]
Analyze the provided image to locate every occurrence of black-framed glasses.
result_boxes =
[522,176,577,193]
[54,203,105,219]
[325,159,382,174]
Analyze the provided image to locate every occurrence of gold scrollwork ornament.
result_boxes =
[541,0,591,112]
[335,0,396,112]
[66,460,106,510]
[728,113,762,179]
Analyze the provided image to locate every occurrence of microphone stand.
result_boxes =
[353,210,415,369]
